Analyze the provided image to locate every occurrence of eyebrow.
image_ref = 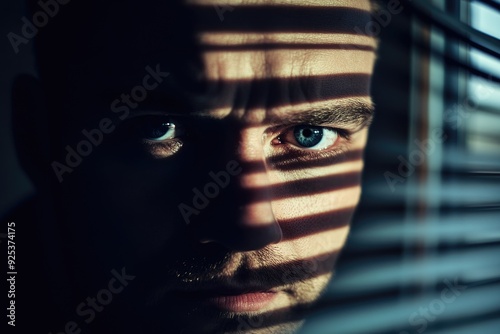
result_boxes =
[264,99,375,128]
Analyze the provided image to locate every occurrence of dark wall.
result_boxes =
[0,1,35,217]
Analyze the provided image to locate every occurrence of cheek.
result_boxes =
[268,130,368,248]
[269,161,363,259]
[273,186,360,257]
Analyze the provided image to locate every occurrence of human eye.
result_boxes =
[273,124,346,151]
[138,117,182,142]
[124,115,185,157]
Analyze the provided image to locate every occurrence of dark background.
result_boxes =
[1,0,34,218]
[1,1,499,333]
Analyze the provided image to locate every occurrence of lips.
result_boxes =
[203,291,278,312]
[174,287,278,312]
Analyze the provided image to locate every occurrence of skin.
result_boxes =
[14,0,376,333]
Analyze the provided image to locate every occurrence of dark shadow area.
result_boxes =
[190,5,372,33]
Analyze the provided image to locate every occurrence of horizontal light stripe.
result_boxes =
[186,0,372,11]
[239,160,364,187]
[327,246,500,294]
[199,32,377,48]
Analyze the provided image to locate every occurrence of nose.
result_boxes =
[191,136,283,251]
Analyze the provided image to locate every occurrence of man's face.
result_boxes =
[43,0,376,333]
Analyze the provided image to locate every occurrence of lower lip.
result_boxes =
[203,292,277,312]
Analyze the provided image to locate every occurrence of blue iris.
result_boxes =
[293,125,323,148]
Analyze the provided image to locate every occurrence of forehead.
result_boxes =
[39,0,375,121]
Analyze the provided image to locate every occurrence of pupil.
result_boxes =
[152,124,168,137]
[293,125,323,148]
